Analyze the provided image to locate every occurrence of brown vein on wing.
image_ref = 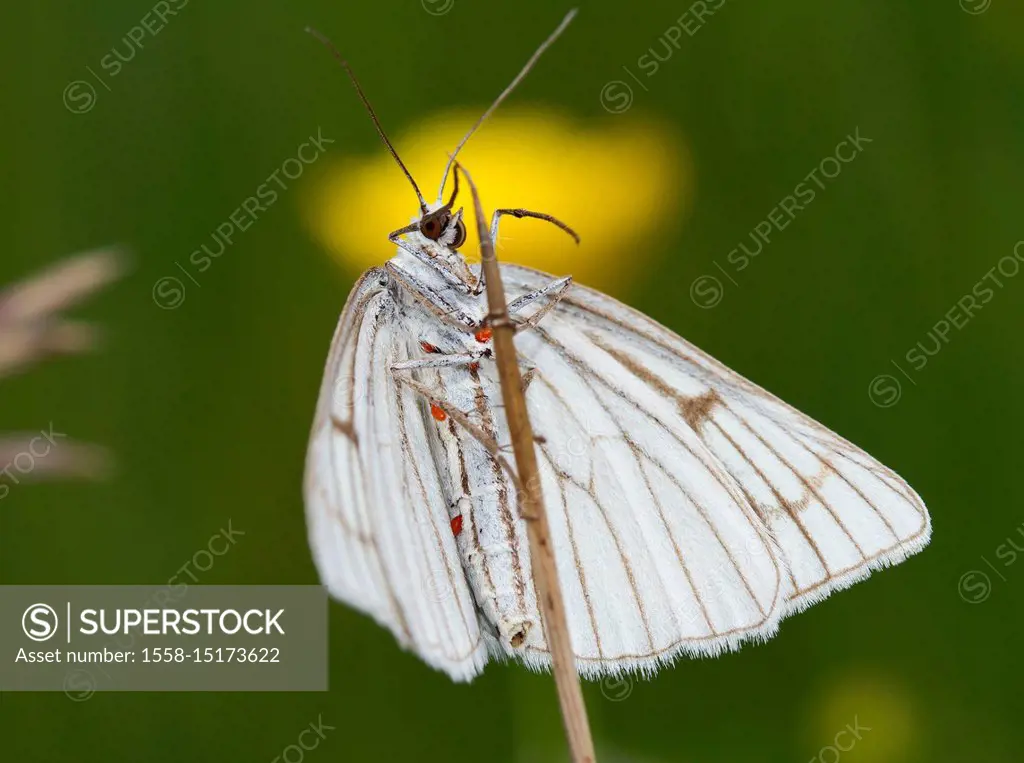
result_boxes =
[707,415,827,581]
[538,443,604,660]
[790,509,931,599]
[590,335,724,433]
[397,368,479,657]
[494,285,784,658]
[530,374,595,489]
[519,593,783,661]
[320,296,374,539]
[536,430,655,651]
[472,370,527,613]
[532,375,655,649]
[539,361,733,644]
[626,432,769,622]
[560,295,778,410]
[830,446,924,515]
[794,438,902,544]
[535,328,759,530]
[826,446,930,544]
[759,415,922,527]
[579,335,773,538]
[587,335,780,565]
[553,290,854,452]
[320,302,375,552]
[318,335,383,620]
[532,328,780,614]
[330,416,358,445]
[725,401,867,562]
[789,451,931,598]
[318,288,382,553]
[622,437,717,635]
[316,281,381,430]
[360,320,413,644]
[682,426,800,595]
[513,266,928,622]
[792,425,912,509]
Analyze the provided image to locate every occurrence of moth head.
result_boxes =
[418,206,467,250]
[417,169,466,249]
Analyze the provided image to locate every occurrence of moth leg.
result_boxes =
[490,209,580,251]
[391,351,490,373]
[471,208,580,295]
[393,373,523,493]
[392,347,535,396]
[508,276,573,333]
[385,262,478,330]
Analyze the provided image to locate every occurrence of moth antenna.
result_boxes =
[435,9,578,204]
[443,159,460,209]
[306,26,429,215]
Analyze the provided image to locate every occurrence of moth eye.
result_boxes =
[452,220,467,249]
[421,219,440,240]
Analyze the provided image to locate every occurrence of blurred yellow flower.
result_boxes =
[804,670,919,763]
[304,107,689,292]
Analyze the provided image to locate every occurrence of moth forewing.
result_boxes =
[304,270,488,681]
[498,265,931,632]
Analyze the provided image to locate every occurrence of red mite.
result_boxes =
[474,327,493,343]
[450,515,463,536]
[420,341,439,353]
[430,403,447,422]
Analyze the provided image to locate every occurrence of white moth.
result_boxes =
[304,12,931,682]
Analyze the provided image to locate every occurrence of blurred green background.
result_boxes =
[2,1,1022,761]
